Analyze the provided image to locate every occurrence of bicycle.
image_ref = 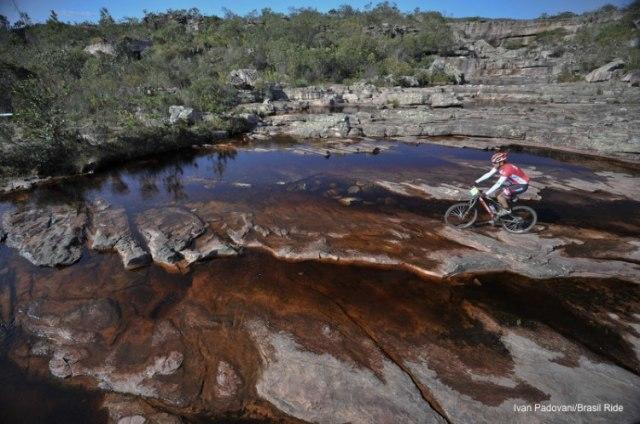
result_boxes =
[444,186,537,234]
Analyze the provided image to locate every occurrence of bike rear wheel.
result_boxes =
[444,203,478,228]
[501,206,537,233]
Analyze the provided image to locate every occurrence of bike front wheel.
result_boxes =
[501,206,537,233]
[444,203,478,229]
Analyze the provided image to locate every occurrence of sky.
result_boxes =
[0,0,633,23]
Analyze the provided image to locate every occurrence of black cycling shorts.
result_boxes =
[502,184,528,198]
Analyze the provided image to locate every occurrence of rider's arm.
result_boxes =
[475,168,497,184]
[485,176,507,196]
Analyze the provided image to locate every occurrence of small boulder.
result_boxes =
[168,106,201,125]
[265,84,288,101]
[428,58,465,84]
[84,42,115,56]
[622,70,640,87]
[585,59,625,83]
[228,69,258,89]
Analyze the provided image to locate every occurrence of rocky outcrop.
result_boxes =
[440,10,625,85]
[88,200,150,269]
[168,106,201,125]
[585,59,626,82]
[135,207,206,267]
[2,205,86,266]
[248,81,640,160]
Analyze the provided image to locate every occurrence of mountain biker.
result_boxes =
[474,151,529,216]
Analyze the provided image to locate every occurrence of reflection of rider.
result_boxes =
[475,152,529,216]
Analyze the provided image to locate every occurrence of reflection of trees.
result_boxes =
[212,149,237,179]
[139,175,159,199]
[163,166,186,201]
[110,174,129,194]
[25,173,111,208]
[135,164,188,202]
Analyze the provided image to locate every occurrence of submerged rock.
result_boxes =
[2,205,86,266]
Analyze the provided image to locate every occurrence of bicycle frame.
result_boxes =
[466,194,501,220]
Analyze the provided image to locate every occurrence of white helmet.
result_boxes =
[491,152,508,164]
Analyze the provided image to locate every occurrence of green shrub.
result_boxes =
[0,2,461,177]
[502,39,524,50]
[556,68,582,83]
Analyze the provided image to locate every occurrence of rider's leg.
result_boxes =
[497,192,510,210]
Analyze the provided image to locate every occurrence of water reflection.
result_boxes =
[110,174,129,195]
[1,140,638,232]
[212,148,237,179]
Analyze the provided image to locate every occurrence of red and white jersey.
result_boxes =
[498,164,529,185]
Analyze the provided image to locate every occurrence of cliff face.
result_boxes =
[449,11,622,43]
[439,10,627,84]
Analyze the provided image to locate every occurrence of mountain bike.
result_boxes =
[444,186,537,234]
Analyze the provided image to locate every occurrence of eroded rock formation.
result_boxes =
[1,140,639,423]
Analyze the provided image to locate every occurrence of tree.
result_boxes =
[0,15,9,30]
[13,12,31,28]
[99,7,115,26]
[47,10,60,25]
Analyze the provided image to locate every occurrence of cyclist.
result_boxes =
[474,151,529,216]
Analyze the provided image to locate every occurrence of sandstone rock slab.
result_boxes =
[585,59,625,83]
[135,207,206,266]
[88,200,150,269]
[430,92,463,108]
[2,205,86,266]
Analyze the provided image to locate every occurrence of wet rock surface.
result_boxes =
[135,207,206,267]
[2,250,639,423]
[0,140,639,423]
[89,199,150,269]
[1,204,86,266]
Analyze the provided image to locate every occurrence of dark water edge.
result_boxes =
[0,355,108,424]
